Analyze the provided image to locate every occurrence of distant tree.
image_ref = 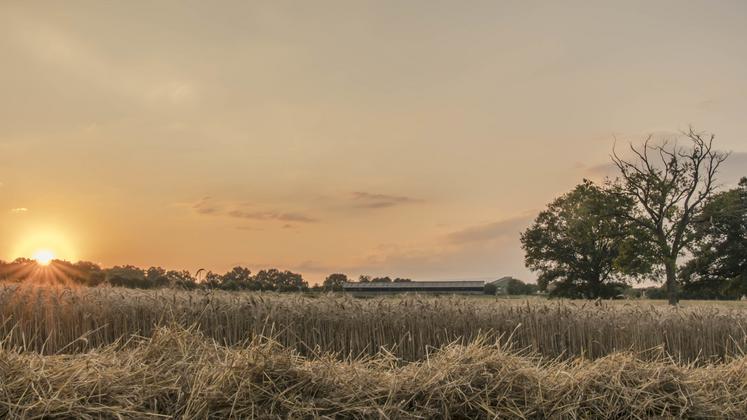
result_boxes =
[254,269,308,292]
[43,260,102,286]
[680,177,747,299]
[371,276,392,283]
[393,278,412,283]
[202,271,223,289]
[73,261,105,286]
[275,270,308,292]
[483,283,497,295]
[0,259,35,282]
[0,258,323,293]
[505,278,534,295]
[358,275,371,283]
[165,270,198,289]
[611,128,729,304]
[146,267,170,288]
[220,266,253,290]
[521,180,652,299]
[106,266,148,288]
[323,273,348,291]
[253,269,279,291]
[0,259,104,286]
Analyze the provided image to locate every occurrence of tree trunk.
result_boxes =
[665,258,678,305]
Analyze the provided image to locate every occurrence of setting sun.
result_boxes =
[9,228,78,266]
[32,249,55,266]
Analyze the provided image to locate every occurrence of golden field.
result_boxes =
[2,284,747,362]
[4,284,747,418]
[4,325,747,419]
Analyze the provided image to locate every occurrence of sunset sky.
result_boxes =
[1,1,746,284]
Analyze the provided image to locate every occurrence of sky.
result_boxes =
[1,1,746,284]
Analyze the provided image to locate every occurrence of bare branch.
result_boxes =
[608,128,729,304]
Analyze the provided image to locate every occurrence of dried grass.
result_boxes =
[2,326,747,419]
[2,284,747,364]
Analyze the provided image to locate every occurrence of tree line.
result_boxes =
[0,259,414,293]
[521,128,744,304]
[0,261,312,292]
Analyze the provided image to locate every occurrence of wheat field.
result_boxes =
[5,284,747,418]
[2,284,747,363]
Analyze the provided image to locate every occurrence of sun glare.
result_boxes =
[10,228,78,266]
[32,249,55,266]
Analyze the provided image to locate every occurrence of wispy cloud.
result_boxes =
[291,260,334,273]
[10,207,28,213]
[227,210,317,223]
[446,214,534,245]
[235,226,263,231]
[188,197,318,224]
[351,192,421,209]
[192,197,221,215]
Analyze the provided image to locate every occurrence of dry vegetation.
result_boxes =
[4,284,747,418]
[3,284,747,363]
[4,325,747,418]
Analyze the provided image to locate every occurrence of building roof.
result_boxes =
[343,280,484,290]
[486,276,519,286]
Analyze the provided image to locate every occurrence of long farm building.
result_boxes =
[342,280,485,294]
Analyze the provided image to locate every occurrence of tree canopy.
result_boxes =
[322,273,349,291]
[0,259,309,292]
[521,180,651,298]
[680,178,747,298]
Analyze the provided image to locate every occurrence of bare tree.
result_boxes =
[611,128,729,305]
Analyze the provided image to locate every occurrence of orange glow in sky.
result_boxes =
[1,2,746,284]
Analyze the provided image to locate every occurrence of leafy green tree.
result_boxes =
[202,271,223,289]
[106,266,148,288]
[253,269,280,290]
[254,269,308,292]
[521,180,651,298]
[220,266,253,290]
[275,270,308,292]
[146,267,170,288]
[73,261,106,286]
[165,270,198,289]
[680,177,747,299]
[505,278,537,295]
[611,129,729,304]
[323,273,348,291]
